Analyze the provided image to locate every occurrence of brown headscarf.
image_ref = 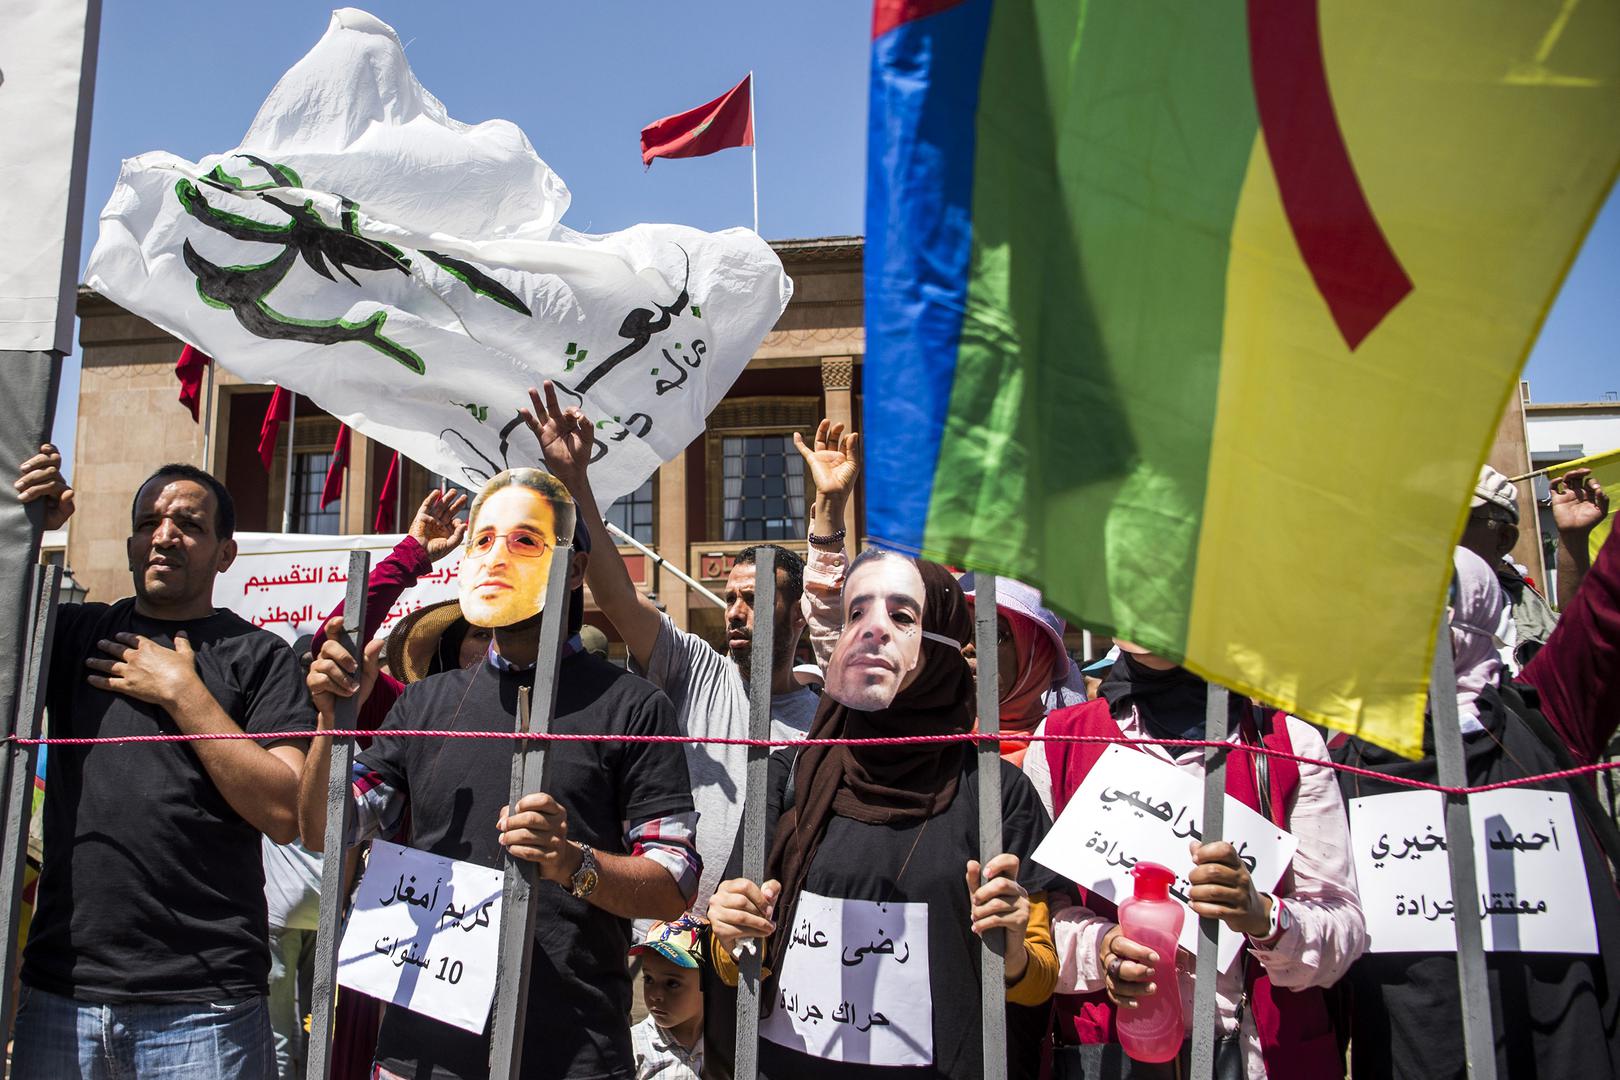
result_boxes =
[763,558,975,971]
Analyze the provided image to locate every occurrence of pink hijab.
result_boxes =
[1449,546,1509,733]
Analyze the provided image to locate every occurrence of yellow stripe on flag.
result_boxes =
[1184,0,1620,757]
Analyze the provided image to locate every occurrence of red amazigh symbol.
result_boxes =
[1248,0,1413,349]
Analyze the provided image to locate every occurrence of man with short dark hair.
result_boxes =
[523,384,853,909]
[12,446,314,1079]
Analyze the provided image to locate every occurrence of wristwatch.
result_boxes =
[1254,894,1290,945]
[568,843,599,900]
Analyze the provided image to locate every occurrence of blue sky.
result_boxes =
[52,1,1618,473]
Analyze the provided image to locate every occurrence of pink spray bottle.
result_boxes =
[1115,861,1185,1063]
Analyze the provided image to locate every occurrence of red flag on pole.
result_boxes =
[320,425,351,509]
[175,346,211,422]
[640,73,754,166]
[374,451,400,533]
[258,387,292,471]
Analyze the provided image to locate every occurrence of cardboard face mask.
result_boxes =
[824,555,927,711]
[458,471,576,629]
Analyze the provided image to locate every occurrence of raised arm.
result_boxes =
[316,489,467,646]
[1550,468,1609,610]
[522,382,663,668]
[794,420,859,668]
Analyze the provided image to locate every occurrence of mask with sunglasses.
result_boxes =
[457,469,576,629]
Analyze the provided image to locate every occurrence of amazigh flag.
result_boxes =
[258,387,291,472]
[320,424,351,509]
[641,74,754,166]
[175,345,210,422]
[864,0,1620,756]
[1548,448,1620,564]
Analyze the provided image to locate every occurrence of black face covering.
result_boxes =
[1099,652,1240,743]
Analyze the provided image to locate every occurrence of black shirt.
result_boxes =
[24,599,315,1003]
[356,652,694,1080]
[711,748,1057,1080]
[1333,684,1620,1079]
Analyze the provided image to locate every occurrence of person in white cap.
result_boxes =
[1459,464,1555,667]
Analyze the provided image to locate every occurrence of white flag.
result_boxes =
[84,8,792,503]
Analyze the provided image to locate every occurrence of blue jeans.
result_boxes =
[10,984,275,1079]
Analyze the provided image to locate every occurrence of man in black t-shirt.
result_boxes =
[12,449,314,1079]
[301,467,698,1080]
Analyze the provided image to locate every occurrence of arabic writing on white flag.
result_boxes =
[84,8,792,504]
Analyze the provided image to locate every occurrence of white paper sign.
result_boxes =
[337,840,504,1033]
[1349,788,1596,954]
[213,532,461,644]
[1032,744,1298,971]
[759,891,933,1067]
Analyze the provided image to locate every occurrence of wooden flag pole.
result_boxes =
[973,574,1007,1080]
[1431,625,1499,1079]
[306,550,371,1080]
[0,567,62,1040]
[732,544,778,1080]
[488,545,575,1078]
[1188,685,1231,1080]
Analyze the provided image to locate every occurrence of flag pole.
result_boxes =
[280,391,297,533]
[750,70,759,235]
[200,361,215,469]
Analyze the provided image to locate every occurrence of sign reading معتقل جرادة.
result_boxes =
[1031,744,1298,972]
[337,840,504,1033]
[1348,788,1596,954]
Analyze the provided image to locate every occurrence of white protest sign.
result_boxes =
[759,891,933,1067]
[337,840,504,1033]
[1032,744,1298,972]
[1349,788,1596,954]
[213,532,460,644]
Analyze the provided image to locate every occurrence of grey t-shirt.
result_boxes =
[639,613,819,910]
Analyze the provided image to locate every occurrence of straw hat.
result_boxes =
[385,598,467,684]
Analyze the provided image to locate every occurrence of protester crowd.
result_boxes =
[7,386,1617,1080]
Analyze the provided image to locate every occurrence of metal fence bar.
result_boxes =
[488,547,575,1079]
[307,550,371,1080]
[0,566,61,1038]
[1431,626,1498,1079]
[1188,684,1230,1080]
[732,544,778,1080]
[973,574,1007,1080]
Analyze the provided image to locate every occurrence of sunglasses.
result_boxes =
[466,528,552,559]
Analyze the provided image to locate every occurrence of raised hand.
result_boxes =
[793,419,860,500]
[409,488,469,560]
[520,382,596,491]
[15,443,76,529]
[1550,468,1609,537]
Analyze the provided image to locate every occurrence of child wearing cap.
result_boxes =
[629,915,707,1079]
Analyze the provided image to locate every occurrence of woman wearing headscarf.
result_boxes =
[706,553,1060,1080]
[959,574,1085,767]
[1022,644,1364,1078]
[1331,542,1620,1079]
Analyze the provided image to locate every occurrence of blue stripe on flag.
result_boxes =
[863,0,993,552]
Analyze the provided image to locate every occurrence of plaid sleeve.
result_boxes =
[625,810,701,904]
[348,760,408,848]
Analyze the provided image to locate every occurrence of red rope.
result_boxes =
[10,729,1618,797]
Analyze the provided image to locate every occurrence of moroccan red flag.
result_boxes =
[640,74,753,166]
[373,451,400,533]
[257,387,292,471]
[175,345,211,422]
[320,425,351,509]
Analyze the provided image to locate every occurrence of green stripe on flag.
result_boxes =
[923,0,1259,653]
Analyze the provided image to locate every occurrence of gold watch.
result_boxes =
[568,843,599,899]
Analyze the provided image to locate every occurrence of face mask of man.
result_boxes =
[823,555,927,711]
[458,470,576,629]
